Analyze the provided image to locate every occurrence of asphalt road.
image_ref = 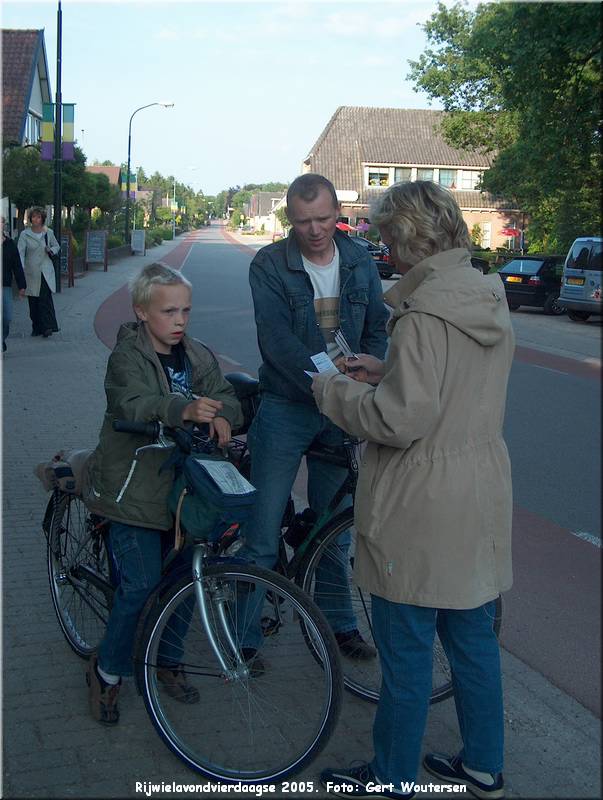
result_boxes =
[182,225,601,715]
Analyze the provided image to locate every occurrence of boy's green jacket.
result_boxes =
[86,322,243,530]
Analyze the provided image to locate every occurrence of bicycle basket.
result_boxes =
[168,453,257,541]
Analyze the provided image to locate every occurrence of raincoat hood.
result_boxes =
[384,248,510,347]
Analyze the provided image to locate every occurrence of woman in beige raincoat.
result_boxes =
[17,206,60,337]
[314,182,514,800]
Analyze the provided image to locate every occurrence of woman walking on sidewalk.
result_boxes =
[17,207,60,338]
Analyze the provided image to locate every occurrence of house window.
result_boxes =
[394,167,411,183]
[368,169,390,187]
[417,168,434,181]
[439,169,457,188]
[482,221,491,249]
[25,113,41,144]
[461,170,481,190]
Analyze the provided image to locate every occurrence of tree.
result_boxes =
[2,146,52,231]
[62,146,87,217]
[408,2,602,251]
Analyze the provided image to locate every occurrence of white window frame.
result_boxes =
[439,168,457,189]
[460,170,481,190]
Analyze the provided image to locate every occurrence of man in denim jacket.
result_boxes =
[244,173,389,662]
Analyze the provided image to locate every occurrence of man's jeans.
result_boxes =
[97,522,191,676]
[238,393,356,648]
[370,597,504,785]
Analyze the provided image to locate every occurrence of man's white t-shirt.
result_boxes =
[302,243,341,359]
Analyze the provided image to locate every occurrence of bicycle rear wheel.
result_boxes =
[299,510,502,705]
[135,563,342,783]
[47,492,112,658]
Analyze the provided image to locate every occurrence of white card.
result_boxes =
[310,352,339,375]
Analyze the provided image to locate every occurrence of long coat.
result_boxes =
[313,248,515,609]
[17,227,59,296]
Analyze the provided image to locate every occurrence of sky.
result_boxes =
[1,0,457,195]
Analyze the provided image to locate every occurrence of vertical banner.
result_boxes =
[41,103,54,160]
[62,104,75,160]
[120,168,137,199]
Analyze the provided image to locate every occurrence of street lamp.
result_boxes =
[124,101,173,244]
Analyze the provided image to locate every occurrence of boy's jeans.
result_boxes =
[238,393,356,647]
[97,522,190,676]
[370,596,504,785]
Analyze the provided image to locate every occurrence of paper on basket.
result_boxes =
[194,458,255,495]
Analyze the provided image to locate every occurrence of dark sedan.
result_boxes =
[498,255,566,315]
[350,237,396,279]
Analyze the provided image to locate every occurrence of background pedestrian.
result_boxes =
[2,215,27,352]
[17,207,60,338]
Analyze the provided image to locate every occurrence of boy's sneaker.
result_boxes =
[86,654,121,725]
[320,762,415,798]
[157,664,200,704]
[335,629,376,660]
[423,753,504,799]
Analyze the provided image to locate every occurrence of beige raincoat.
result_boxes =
[313,248,514,609]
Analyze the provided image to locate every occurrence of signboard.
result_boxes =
[131,229,146,256]
[85,230,108,271]
[60,234,74,288]
[336,190,359,202]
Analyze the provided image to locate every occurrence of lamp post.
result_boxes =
[172,177,176,240]
[124,101,173,244]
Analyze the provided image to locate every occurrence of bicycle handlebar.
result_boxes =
[112,419,216,457]
[113,419,160,438]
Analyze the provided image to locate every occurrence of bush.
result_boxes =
[107,234,123,249]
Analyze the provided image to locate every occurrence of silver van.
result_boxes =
[558,237,602,322]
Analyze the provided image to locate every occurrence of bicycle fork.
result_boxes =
[191,546,251,681]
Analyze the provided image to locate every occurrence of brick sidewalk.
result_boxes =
[1,231,600,798]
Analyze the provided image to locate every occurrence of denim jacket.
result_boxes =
[249,229,389,403]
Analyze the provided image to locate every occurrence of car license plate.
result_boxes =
[567,277,585,285]
[505,276,522,283]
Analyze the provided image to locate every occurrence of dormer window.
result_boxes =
[368,169,390,187]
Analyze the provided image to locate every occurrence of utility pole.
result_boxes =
[53,1,63,292]
[172,178,176,240]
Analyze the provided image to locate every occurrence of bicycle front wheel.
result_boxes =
[47,493,112,658]
[136,563,342,783]
[299,511,501,705]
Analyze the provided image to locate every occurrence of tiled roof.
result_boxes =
[2,29,44,146]
[86,165,121,185]
[304,106,515,209]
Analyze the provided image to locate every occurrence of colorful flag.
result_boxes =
[41,103,54,160]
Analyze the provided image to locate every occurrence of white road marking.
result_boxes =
[570,530,602,548]
[532,364,567,376]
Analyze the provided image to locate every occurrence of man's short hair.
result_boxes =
[130,263,192,309]
[286,173,339,211]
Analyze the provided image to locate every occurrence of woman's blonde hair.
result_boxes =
[130,263,192,308]
[370,181,471,267]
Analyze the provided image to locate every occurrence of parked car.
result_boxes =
[350,236,396,279]
[558,237,602,322]
[498,255,566,315]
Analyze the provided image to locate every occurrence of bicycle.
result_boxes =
[225,371,503,706]
[44,421,342,784]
